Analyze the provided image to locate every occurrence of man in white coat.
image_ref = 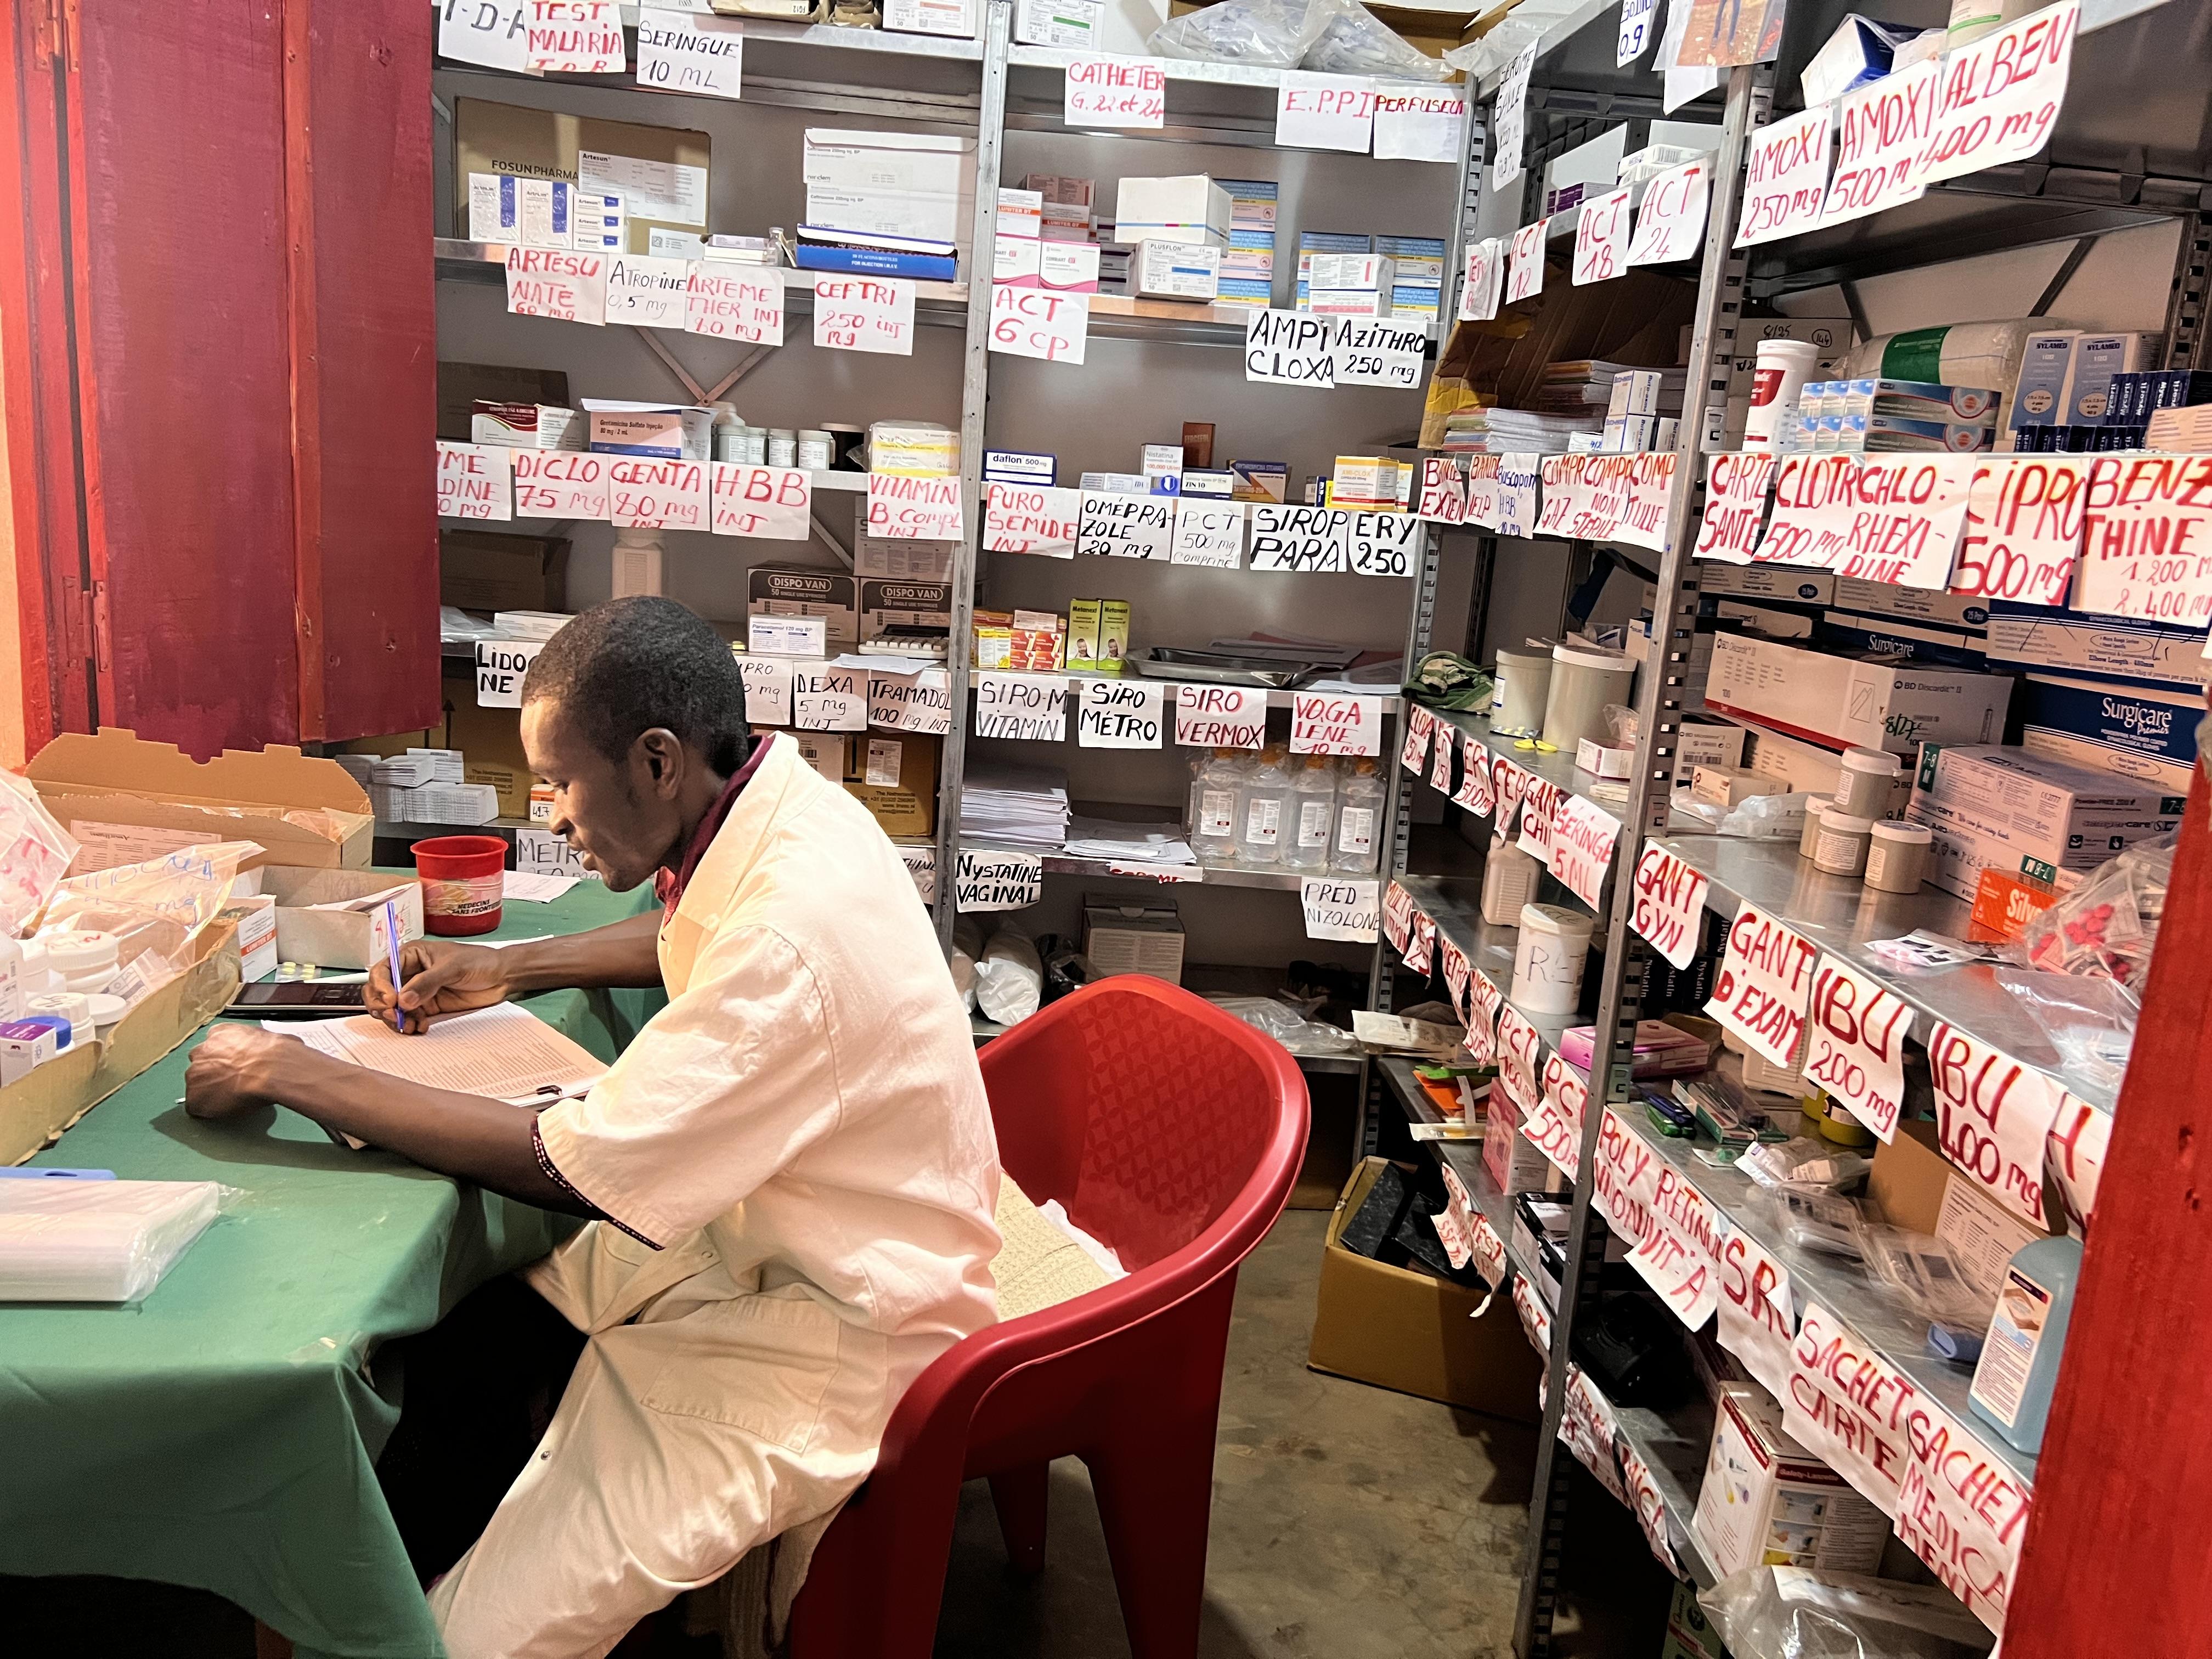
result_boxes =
[185,596,1002,1658]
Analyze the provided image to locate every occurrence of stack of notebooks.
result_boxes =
[960,761,1071,850]
[1479,408,1605,453]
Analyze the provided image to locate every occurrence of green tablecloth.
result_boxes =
[0,877,663,1659]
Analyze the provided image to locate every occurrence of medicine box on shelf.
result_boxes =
[1703,633,2011,758]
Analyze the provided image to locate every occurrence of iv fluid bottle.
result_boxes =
[1285,755,1339,873]
[1330,758,1384,874]
[1235,744,1294,866]
[1191,749,1248,867]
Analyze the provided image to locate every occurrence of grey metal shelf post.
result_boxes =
[1509,58,1768,1659]
[932,0,1012,949]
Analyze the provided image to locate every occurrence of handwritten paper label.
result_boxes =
[476,638,545,707]
[608,456,707,531]
[1520,1092,1583,1179]
[870,472,963,541]
[2047,1093,2109,1229]
[814,275,915,354]
[1078,492,1175,560]
[2072,454,2212,626]
[686,264,782,344]
[437,441,514,520]
[1550,797,1622,912]
[1927,1022,2068,1226]
[1620,1441,1684,1577]
[1492,44,1536,189]
[1290,693,1381,755]
[1245,308,1335,388]
[1250,504,1351,573]
[637,11,744,97]
[1427,721,1455,792]
[1348,511,1422,577]
[1737,106,1833,246]
[1371,84,1464,164]
[1452,732,1494,815]
[1895,1394,2029,1634]
[1537,455,1590,537]
[708,463,809,539]
[1619,0,1658,62]
[1626,158,1709,266]
[1077,678,1164,748]
[1692,451,1778,563]
[1706,902,1818,1067]
[514,826,593,881]
[1514,1272,1552,1353]
[867,667,951,735]
[1799,455,1976,586]
[736,656,792,724]
[1458,238,1503,321]
[529,1,624,72]
[1617,452,1675,550]
[439,0,529,71]
[1785,1304,1918,1516]
[1465,970,1501,1064]
[985,482,1081,556]
[605,254,692,328]
[1438,935,1472,1020]
[1404,909,1436,976]
[974,673,1066,741]
[1714,1216,1797,1397]
[1505,217,1547,304]
[1560,1365,1630,1506]
[505,247,607,325]
[1918,0,2078,187]
[1629,842,1706,970]
[1401,704,1434,776]
[1952,455,2087,606]
[1804,954,1913,1142]
[1381,879,1415,955]
[1592,1106,1659,1244]
[1301,876,1379,943]
[1275,70,1375,152]
[1496,1005,1542,1115]
[1175,684,1266,748]
[792,663,865,731]
[1515,777,1561,870]
[956,849,1043,912]
[1627,1164,1720,1327]
[1331,317,1426,390]
[513,450,607,520]
[1063,54,1164,128]
[1572,188,1630,286]
[1418,456,1468,524]
[1497,454,1541,538]
[1463,455,1503,529]
[990,284,1088,364]
[899,842,936,905]
[1490,755,1532,834]
[1820,59,1939,226]
[1169,498,1245,567]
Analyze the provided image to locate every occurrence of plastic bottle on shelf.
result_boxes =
[612,527,665,599]
[1969,1234,2083,1455]
[1480,834,1541,927]
[1234,744,1294,867]
[1329,758,1384,874]
[1190,749,1249,868]
[1284,755,1339,873]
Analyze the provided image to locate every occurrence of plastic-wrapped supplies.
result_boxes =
[1844,319,2035,394]
[1702,1566,1995,1659]
[1150,0,1331,66]
[975,927,1045,1026]
[0,1178,225,1302]
[951,916,985,1011]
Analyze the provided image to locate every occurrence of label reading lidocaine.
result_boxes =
[1968,1263,2053,1428]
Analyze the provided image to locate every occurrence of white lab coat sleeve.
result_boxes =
[536,923,843,1249]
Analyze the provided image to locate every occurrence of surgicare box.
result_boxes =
[1907,742,2184,898]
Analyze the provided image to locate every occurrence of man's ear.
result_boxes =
[635,728,686,800]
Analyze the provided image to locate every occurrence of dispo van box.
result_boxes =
[258,868,426,972]
[455,99,709,254]
[1307,1158,1543,1420]
[1,916,241,1167]
[442,529,570,615]
[748,565,859,644]
[1705,632,2010,758]
[30,730,374,872]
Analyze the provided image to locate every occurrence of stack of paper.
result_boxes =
[961,761,1070,850]
[1477,408,1604,453]
[1061,816,1196,867]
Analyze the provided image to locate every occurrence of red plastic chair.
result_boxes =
[787,975,1309,1659]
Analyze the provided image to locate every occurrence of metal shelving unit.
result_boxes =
[1414,0,2207,1649]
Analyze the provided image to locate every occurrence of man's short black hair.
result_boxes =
[522,596,750,774]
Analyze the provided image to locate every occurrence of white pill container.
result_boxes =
[1513,902,1596,1014]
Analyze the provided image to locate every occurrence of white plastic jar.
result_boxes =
[1865,820,1934,893]
[1541,643,1635,752]
[1481,836,1542,927]
[1813,811,1875,877]
[1491,646,1553,739]
[1833,746,1903,818]
[1512,902,1596,1014]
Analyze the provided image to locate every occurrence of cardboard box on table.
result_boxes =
[259,868,427,972]
[1,918,242,1166]
[1307,1158,1542,1420]
[27,729,373,872]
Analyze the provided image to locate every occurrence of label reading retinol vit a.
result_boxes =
[1968,1263,2053,1427]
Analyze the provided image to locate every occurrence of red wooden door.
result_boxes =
[0,0,438,763]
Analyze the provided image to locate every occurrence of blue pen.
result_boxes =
[0,1166,115,1180]
[383,900,408,1032]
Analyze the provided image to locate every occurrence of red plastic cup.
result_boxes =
[412,835,509,936]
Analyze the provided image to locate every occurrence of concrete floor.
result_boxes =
[932,1209,1543,1659]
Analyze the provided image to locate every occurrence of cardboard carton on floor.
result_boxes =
[1307,1157,1542,1420]
[28,729,374,872]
